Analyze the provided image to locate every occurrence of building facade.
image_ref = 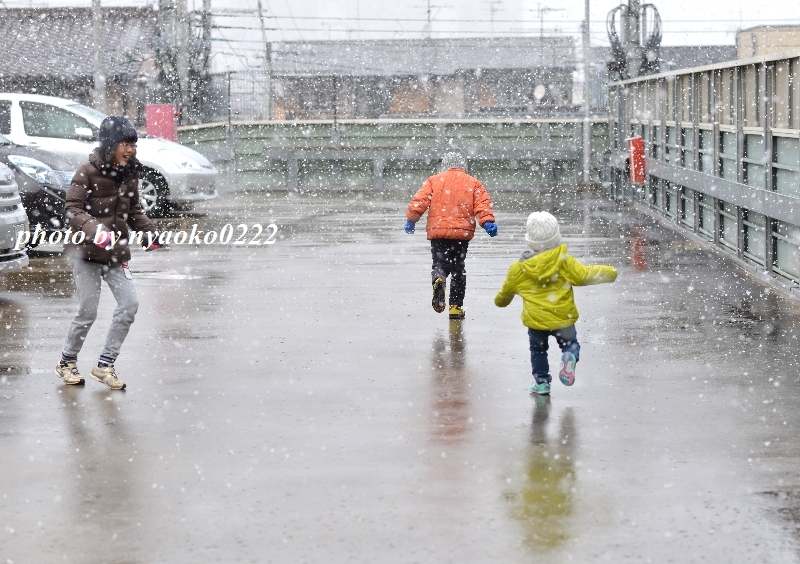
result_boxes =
[737,26,800,59]
[203,37,580,122]
[606,50,800,289]
[0,8,161,124]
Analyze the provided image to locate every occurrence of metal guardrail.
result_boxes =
[179,118,610,191]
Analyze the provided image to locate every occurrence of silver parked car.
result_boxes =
[0,93,217,216]
[0,161,29,274]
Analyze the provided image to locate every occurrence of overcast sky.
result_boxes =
[5,0,799,45]
[4,0,800,71]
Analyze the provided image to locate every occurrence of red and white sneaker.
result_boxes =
[558,352,576,386]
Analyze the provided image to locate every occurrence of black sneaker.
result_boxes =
[432,277,446,313]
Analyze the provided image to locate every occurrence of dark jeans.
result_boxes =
[430,239,469,306]
[528,325,580,383]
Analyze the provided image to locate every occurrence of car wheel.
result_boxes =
[139,170,170,217]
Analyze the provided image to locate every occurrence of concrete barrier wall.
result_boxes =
[178,118,609,192]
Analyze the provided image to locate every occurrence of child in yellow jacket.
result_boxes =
[494,212,617,395]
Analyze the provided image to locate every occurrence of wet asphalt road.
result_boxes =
[1,188,800,563]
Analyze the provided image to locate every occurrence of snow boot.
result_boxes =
[55,361,84,385]
[90,364,126,390]
[448,304,465,320]
[432,277,446,313]
[558,352,576,386]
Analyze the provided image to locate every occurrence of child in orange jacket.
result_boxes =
[404,152,497,319]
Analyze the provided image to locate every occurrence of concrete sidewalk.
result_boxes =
[0,188,798,563]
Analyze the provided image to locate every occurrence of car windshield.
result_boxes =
[65,103,107,125]
[0,133,10,145]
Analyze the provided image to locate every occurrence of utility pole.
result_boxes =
[417,0,450,39]
[424,0,431,38]
[485,0,503,33]
[582,0,592,187]
[92,0,106,113]
[534,3,564,65]
[256,0,272,120]
[175,0,190,122]
[625,0,642,78]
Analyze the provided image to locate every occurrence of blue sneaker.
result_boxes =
[529,381,551,395]
[559,352,576,386]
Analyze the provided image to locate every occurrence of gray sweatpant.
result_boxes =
[61,258,139,363]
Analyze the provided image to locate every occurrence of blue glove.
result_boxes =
[483,221,498,237]
[404,219,416,234]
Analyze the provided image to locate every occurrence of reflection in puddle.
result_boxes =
[630,235,647,271]
[0,299,29,374]
[58,386,140,555]
[0,255,74,297]
[133,271,205,280]
[429,321,470,445]
[508,398,576,550]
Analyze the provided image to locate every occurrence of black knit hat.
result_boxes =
[98,116,138,154]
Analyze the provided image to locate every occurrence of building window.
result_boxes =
[666,78,675,121]
[681,127,694,169]
[666,126,679,165]
[774,61,792,129]
[665,181,678,219]
[648,176,659,208]
[743,65,760,127]
[720,69,733,126]
[743,134,766,188]
[680,187,695,230]
[679,75,692,123]
[719,131,737,181]
[718,200,738,253]
[700,72,712,123]
[772,220,800,282]
[743,210,766,266]
[772,136,800,197]
[299,92,318,110]
[653,125,662,159]
[699,129,714,173]
[698,193,715,241]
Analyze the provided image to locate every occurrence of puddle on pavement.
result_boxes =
[505,398,576,550]
[0,255,74,297]
[428,321,471,446]
[0,298,29,375]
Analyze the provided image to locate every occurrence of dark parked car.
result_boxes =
[0,133,73,236]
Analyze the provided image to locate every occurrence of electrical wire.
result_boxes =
[281,0,305,40]
[210,27,762,35]
[210,13,800,25]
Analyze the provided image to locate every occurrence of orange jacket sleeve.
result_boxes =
[406,178,433,222]
[472,180,495,226]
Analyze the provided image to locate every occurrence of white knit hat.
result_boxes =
[525,212,561,252]
[440,152,467,171]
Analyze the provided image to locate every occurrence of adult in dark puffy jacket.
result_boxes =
[404,152,497,320]
[55,116,160,390]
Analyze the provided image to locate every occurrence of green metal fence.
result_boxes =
[178,118,609,191]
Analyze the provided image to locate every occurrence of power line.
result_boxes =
[209,13,800,25]
[210,26,759,35]
[281,0,304,40]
